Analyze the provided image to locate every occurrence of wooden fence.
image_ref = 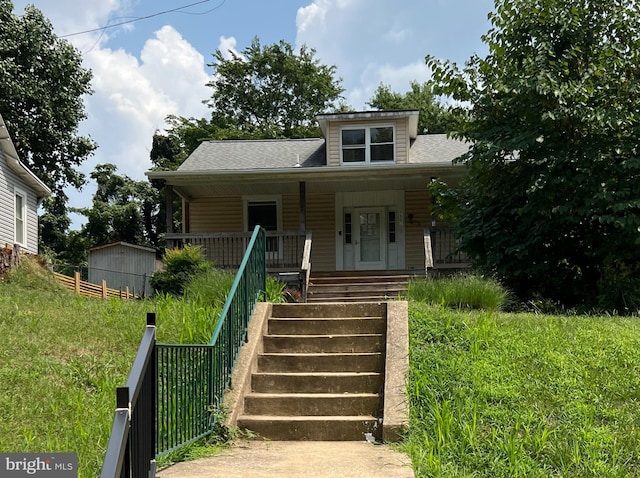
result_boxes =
[54,272,138,300]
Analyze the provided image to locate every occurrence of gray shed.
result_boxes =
[88,242,158,297]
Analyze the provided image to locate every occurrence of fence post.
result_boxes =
[126,286,130,299]
[102,280,108,299]
[74,272,81,294]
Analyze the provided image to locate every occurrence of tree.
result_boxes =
[76,164,159,249]
[207,37,346,138]
[427,0,640,310]
[367,82,465,134]
[0,1,96,254]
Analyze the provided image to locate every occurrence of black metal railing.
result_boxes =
[101,313,157,478]
[425,227,471,268]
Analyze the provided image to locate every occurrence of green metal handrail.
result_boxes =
[156,226,266,456]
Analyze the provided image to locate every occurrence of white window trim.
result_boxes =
[340,124,396,165]
[14,187,28,248]
[242,195,283,232]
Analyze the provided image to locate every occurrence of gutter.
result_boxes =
[146,161,461,184]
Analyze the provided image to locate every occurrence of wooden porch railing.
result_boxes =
[165,231,308,271]
[424,227,471,274]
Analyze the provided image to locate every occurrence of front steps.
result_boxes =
[229,302,409,441]
[307,273,411,303]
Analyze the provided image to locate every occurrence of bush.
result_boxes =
[151,245,212,296]
[407,274,510,310]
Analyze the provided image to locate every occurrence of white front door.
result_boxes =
[355,208,386,270]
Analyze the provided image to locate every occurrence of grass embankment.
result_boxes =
[3,265,640,477]
[405,279,640,477]
[0,260,236,477]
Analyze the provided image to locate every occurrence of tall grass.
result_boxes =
[0,259,286,476]
[405,302,640,477]
[407,274,510,310]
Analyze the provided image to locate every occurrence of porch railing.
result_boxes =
[165,231,306,271]
[424,227,471,272]
[155,225,266,456]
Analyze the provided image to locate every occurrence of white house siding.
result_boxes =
[325,117,409,166]
[305,193,335,271]
[0,153,39,254]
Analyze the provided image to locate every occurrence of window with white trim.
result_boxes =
[14,189,27,247]
[341,126,395,164]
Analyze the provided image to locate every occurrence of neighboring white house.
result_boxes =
[0,113,51,254]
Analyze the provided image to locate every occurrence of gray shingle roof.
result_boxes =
[409,134,470,164]
[177,134,469,172]
[178,138,326,171]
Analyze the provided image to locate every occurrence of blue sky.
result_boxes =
[11,0,494,228]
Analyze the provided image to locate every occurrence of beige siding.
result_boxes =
[306,193,335,271]
[189,197,243,232]
[404,190,431,271]
[282,194,300,230]
[325,118,409,166]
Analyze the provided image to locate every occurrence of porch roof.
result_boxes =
[145,134,470,198]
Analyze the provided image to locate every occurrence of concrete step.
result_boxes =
[268,317,386,335]
[263,334,384,353]
[270,302,386,318]
[257,352,383,373]
[251,372,383,394]
[243,392,382,416]
[307,295,400,303]
[236,415,381,441]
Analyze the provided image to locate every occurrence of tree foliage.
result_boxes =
[76,164,159,249]
[206,37,345,138]
[367,82,465,134]
[0,1,95,194]
[428,0,640,311]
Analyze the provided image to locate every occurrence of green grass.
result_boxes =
[0,260,281,477]
[4,263,640,477]
[407,274,510,311]
[404,303,640,477]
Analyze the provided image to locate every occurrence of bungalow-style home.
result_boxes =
[0,113,51,254]
[147,110,469,283]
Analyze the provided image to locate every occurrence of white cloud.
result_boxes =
[296,0,492,109]
[217,36,244,61]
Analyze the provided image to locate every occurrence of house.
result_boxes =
[146,109,469,277]
[88,242,160,297]
[0,113,51,254]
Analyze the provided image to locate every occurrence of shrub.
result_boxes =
[407,274,510,310]
[151,245,212,296]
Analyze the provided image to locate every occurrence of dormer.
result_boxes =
[316,110,419,166]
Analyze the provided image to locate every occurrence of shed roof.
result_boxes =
[88,242,156,254]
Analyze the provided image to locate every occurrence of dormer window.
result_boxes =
[341,126,395,164]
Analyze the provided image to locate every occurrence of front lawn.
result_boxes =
[405,303,640,477]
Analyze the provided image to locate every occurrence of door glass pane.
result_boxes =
[359,212,380,262]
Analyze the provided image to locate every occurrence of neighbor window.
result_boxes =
[341,126,395,164]
[14,189,26,246]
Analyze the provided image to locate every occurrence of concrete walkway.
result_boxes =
[156,440,415,478]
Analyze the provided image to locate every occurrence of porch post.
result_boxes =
[165,184,174,234]
[299,181,307,231]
